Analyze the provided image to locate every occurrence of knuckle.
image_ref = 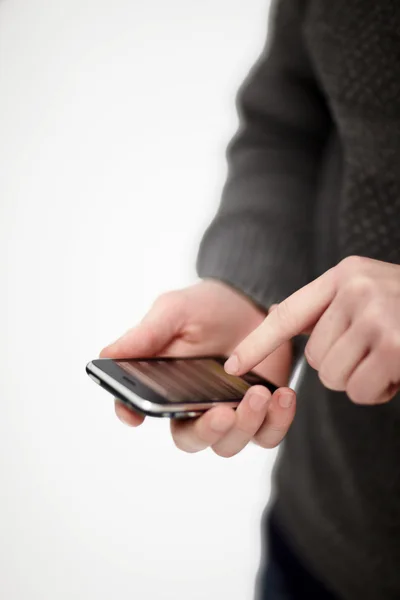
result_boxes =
[339,255,368,276]
[380,331,400,355]
[304,339,320,369]
[361,302,384,325]
[357,303,387,338]
[275,300,297,335]
[233,422,254,437]
[348,393,367,405]
[346,382,368,405]
[254,427,284,449]
[391,333,400,353]
[318,370,343,391]
[255,437,279,450]
[154,290,181,309]
[144,322,160,347]
[345,275,375,300]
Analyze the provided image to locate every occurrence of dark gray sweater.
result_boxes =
[197,1,400,598]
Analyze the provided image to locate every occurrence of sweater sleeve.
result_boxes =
[196,0,331,310]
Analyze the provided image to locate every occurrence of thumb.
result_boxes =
[100,293,185,359]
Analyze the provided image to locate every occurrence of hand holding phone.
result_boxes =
[97,280,296,456]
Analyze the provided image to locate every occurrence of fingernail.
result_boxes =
[225,355,239,375]
[210,415,232,433]
[279,392,293,409]
[249,392,268,411]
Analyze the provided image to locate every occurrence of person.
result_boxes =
[101,1,400,598]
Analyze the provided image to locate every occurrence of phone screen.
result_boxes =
[116,358,270,404]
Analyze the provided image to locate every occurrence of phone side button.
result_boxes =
[88,373,101,385]
[174,411,199,419]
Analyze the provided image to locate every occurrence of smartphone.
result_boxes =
[86,356,278,418]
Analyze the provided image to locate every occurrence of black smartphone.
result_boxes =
[86,356,278,418]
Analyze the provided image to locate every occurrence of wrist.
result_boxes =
[199,276,268,318]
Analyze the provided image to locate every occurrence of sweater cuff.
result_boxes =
[196,213,312,311]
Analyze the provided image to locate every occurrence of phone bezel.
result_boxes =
[86,357,277,418]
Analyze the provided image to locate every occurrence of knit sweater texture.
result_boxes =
[197,1,400,598]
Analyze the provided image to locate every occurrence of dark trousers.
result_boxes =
[255,509,338,600]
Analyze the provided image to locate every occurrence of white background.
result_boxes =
[0,1,275,598]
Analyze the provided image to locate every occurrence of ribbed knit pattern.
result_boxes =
[196,1,400,599]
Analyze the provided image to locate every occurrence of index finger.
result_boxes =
[225,267,338,375]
